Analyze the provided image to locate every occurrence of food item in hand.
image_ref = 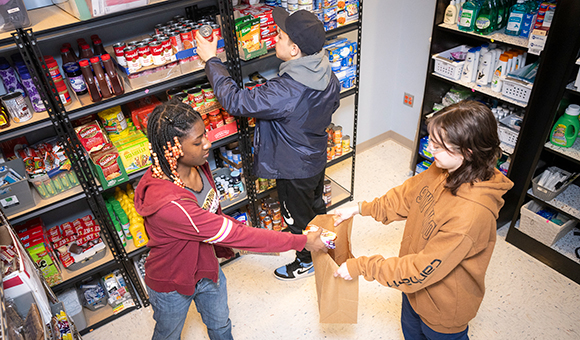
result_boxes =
[303,224,337,249]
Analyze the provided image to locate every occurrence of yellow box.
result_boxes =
[117,138,151,174]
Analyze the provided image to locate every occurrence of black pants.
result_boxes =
[276,170,327,263]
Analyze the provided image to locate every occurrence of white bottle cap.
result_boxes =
[566,104,580,116]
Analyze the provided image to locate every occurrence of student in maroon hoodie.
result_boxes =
[134,99,326,340]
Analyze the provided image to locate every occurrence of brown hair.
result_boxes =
[427,100,501,195]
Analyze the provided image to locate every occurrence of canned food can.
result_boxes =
[168,32,183,53]
[141,37,154,44]
[124,45,141,72]
[244,81,257,90]
[258,178,268,192]
[137,42,153,67]
[272,218,282,231]
[335,143,342,157]
[189,89,205,105]
[159,37,173,60]
[211,23,222,39]
[1,92,32,123]
[333,125,343,143]
[259,210,268,223]
[342,135,351,153]
[149,41,165,65]
[298,4,313,10]
[199,24,214,42]
[127,40,140,47]
[180,28,195,49]
[113,42,127,67]
[154,23,164,35]
[263,216,273,230]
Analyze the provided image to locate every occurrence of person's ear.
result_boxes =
[291,44,301,57]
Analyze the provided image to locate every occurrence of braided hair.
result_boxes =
[147,98,203,181]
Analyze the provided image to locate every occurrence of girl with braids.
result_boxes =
[332,101,514,339]
[134,99,326,340]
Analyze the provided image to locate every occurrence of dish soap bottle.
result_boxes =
[458,0,480,32]
[445,0,458,24]
[475,0,497,35]
[505,0,527,36]
[550,104,580,148]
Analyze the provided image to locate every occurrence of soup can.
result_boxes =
[149,41,164,65]
[168,31,183,53]
[124,45,141,72]
[180,27,195,50]
[159,36,173,61]
[1,92,32,123]
[113,42,127,67]
[137,42,153,67]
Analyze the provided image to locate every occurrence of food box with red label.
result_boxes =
[207,121,238,143]
[90,145,129,190]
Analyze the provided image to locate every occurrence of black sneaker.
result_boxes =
[273,258,314,281]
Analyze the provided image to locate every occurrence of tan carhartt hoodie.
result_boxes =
[346,165,513,333]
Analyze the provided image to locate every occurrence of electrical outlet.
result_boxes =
[404,93,414,107]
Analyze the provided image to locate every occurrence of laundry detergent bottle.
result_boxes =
[550,104,580,148]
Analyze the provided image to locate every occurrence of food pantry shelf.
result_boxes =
[438,23,530,49]
[80,304,137,335]
[566,81,580,94]
[326,176,351,211]
[51,244,116,291]
[0,111,52,143]
[0,0,197,45]
[527,184,580,220]
[432,73,528,108]
[544,139,580,164]
[8,185,86,224]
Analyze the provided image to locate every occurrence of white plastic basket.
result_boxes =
[431,45,471,80]
[498,125,519,147]
[502,77,533,103]
[519,200,577,246]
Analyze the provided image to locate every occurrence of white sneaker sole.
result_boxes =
[273,269,315,281]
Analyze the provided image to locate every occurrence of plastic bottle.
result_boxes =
[19,71,46,112]
[551,105,580,148]
[505,0,527,36]
[92,39,107,56]
[129,222,149,248]
[455,0,464,24]
[90,57,112,99]
[475,0,497,34]
[79,59,102,102]
[458,0,480,32]
[461,46,480,83]
[101,54,124,96]
[63,63,88,95]
[491,53,509,92]
[445,0,458,24]
[0,57,26,96]
[79,44,94,59]
[62,43,78,60]
[476,51,494,85]
[494,0,506,29]
[113,220,127,247]
[60,47,77,65]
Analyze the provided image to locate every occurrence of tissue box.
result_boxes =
[52,0,150,21]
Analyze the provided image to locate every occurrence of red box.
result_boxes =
[14,217,44,240]
[21,235,45,249]
[207,121,238,143]
[263,36,277,50]
[126,95,163,130]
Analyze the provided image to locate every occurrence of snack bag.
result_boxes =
[75,122,109,153]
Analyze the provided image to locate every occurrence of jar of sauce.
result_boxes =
[208,109,223,129]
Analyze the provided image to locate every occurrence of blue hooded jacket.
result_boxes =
[204,53,340,179]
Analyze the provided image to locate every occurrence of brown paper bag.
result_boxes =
[310,214,358,323]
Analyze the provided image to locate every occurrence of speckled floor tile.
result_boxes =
[82,140,580,340]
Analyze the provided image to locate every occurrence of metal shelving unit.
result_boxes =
[0,0,364,331]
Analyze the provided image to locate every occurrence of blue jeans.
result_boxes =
[401,293,469,340]
[147,267,233,340]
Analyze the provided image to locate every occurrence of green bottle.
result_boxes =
[475,0,498,34]
[458,0,481,32]
[550,105,580,148]
[495,0,506,29]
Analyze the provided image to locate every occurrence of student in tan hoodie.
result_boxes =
[332,101,514,339]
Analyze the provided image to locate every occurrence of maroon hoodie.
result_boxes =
[134,163,307,295]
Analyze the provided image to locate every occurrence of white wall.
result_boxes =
[356,0,436,145]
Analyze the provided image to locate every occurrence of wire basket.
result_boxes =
[431,45,471,80]
[531,167,572,201]
[498,125,519,147]
[502,77,533,103]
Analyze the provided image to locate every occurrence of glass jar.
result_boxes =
[208,109,224,129]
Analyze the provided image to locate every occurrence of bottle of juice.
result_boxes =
[475,0,498,34]
[550,105,580,148]
[505,0,527,35]
[458,0,481,32]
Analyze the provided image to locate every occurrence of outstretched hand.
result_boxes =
[304,227,327,253]
[195,31,218,62]
[332,204,360,226]
[333,262,353,280]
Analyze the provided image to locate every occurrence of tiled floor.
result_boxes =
[84,140,580,340]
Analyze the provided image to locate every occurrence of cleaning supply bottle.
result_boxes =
[505,0,527,35]
[445,0,458,24]
[458,0,480,32]
[494,0,507,29]
[456,0,465,24]
[550,105,580,148]
[475,0,497,34]
[491,53,509,92]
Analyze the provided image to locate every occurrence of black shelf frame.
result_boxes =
[416,0,580,285]
[0,118,53,143]
[9,191,87,225]
[79,305,139,336]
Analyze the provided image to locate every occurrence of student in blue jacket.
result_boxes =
[196,8,340,280]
